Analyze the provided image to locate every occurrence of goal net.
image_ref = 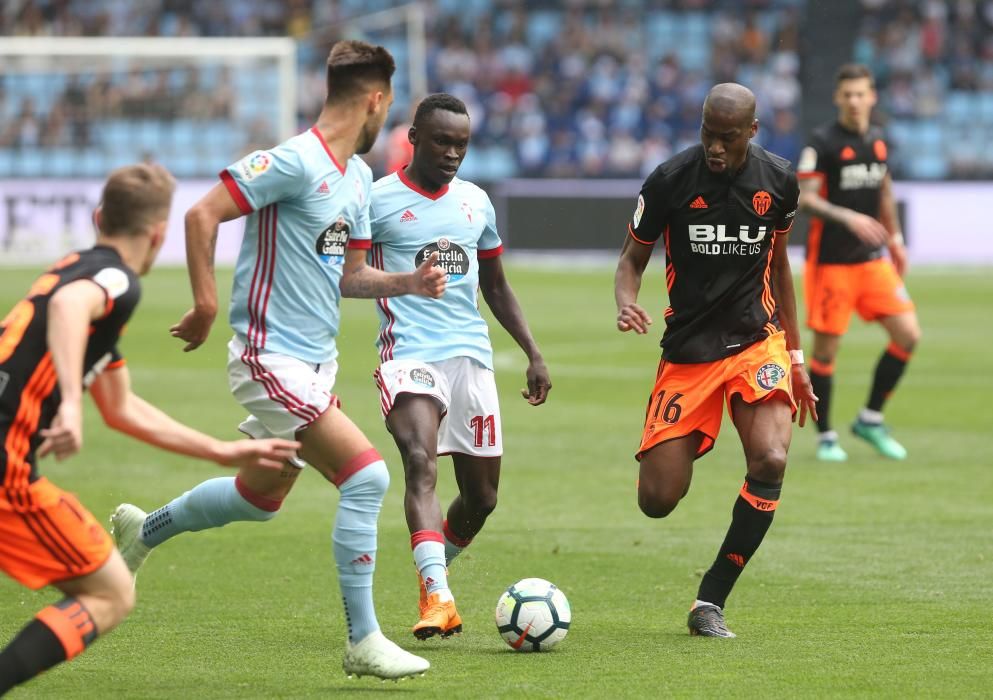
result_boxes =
[0,37,296,262]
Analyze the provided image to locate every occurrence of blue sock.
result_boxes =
[140,477,278,548]
[334,460,389,644]
[412,536,449,596]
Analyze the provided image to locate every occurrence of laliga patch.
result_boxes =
[410,367,436,388]
[316,216,351,264]
[92,267,130,299]
[756,363,786,391]
[797,146,817,174]
[415,238,468,281]
[238,150,273,181]
[633,194,645,228]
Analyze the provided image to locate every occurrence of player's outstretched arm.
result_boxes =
[37,280,108,460]
[614,234,654,335]
[769,234,818,427]
[798,177,889,247]
[478,256,550,405]
[170,184,244,352]
[339,248,446,298]
[89,366,299,470]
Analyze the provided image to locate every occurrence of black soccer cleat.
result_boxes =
[688,604,736,638]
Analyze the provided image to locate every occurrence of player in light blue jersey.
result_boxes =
[109,42,446,681]
[368,94,551,640]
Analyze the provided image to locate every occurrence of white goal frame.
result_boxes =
[0,36,298,140]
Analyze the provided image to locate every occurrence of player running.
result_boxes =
[0,164,299,695]
[615,83,818,638]
[367,93,551,640]
[109,41,445,680]
[798,63,920,462]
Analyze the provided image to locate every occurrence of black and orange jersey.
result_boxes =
[0,246,140,493]
[798,121,889,265]
[629,143,799,364]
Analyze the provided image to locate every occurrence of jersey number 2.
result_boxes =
[470,414,496,448]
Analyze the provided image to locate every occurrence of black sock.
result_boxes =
[697,477,782,609]
[809,369,833,434]
[867,345,910,413]
[0,619,68,694]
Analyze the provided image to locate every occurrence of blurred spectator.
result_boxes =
[19,0,993,180]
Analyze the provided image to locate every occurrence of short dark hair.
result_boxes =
[100,163,175,236]
[325,40,395,103]
[413,93,469,129]
[835,63,874,87]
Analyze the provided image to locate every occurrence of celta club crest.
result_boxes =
[752,190,772,216]
[756,363,786,390]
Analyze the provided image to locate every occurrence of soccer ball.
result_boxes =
[494,578,571,652]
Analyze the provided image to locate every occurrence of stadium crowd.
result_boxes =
[2,0,992,179]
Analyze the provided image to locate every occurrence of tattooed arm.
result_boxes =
[339,248,446,299]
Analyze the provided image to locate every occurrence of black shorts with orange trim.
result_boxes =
[0,478,113,590]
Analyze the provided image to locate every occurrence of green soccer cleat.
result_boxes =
[688,604,736,638]
[110,504,152,575]
[816,438,848,462]
[851,421,907,460]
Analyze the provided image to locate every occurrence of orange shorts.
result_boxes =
[0,477,113,590]
[805,257,914,336]
[637,332,795,460]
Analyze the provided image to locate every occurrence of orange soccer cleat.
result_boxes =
[412,592,463,640]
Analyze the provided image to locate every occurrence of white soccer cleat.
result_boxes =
[342,630,430,680]
[110,503,152,575]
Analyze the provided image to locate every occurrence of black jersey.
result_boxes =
[798,121,889,265]
[629,143,799,364]
[0,246,140,491]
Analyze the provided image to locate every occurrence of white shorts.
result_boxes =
[227,336,338,467]
[374,357,502,458]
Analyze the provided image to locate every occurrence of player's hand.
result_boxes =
[38,401,84,461]
[411,251,447,298]
[844,212,890,247]
[215,438,302,470]
[617,303,653,334]
[170,306,217,352]
[521,356,551,406]
[889,241,908,277]
[790,364,819,428]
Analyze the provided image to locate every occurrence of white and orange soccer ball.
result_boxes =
[494,578,571,652]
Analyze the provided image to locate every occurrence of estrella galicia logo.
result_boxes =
[410,367,436,388]
[415,237,468,281]
[755,363,786,391]
[316,216,351,264]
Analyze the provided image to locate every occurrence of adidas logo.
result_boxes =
[424,577,436,587]
[350,553,374,565]
[400,209,417,223]
[726,553,745,568]
[316,181,330,194]
[690,195,708,209]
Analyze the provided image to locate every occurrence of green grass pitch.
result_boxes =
[1,261,991,698]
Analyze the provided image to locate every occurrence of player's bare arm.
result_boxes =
[798,176,888,247]
[614,233,654,335]
[89,365,299,470]
[37,280,108,460]
[170,183,244,352]
[478,255,551,405]
[340,248,446,298]
[879,173,908,276]
[769,234,818,427]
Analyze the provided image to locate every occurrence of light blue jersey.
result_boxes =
[221,127,373,364]
[369,169,503,369]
